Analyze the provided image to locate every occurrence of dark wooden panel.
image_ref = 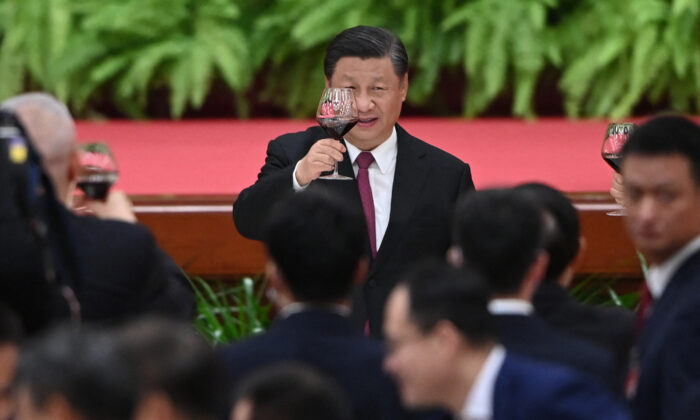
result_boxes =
[130,193,643,280]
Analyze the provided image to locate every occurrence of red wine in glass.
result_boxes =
[316,88,359,181]
[77,142,119,201]
[601,122,636,216]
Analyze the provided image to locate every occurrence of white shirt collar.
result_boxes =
[487,298,534,316]
[460,346,506,420]
[646,235,700,299]
[345,126,397,174]
[278,302,351,318]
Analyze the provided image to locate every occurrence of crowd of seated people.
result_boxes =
[3,24,700,420]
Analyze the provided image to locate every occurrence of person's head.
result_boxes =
[450,189,547,299]
[117,317,230,420]
[264,190,368,306]
[514,183,583,286]
[13,325,136,420]
[1,93,77,204]
[621,115,700,264]
[383,260,494,412]
[231,363,352,420]
[0,305,22,420]
[324,26,409,151]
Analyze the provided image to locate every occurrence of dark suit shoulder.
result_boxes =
[396,124,467,168]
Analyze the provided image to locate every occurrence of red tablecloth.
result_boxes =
[75,118,627,195]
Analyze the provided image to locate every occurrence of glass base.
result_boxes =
[606,210,626,216]
[319,172,353,181]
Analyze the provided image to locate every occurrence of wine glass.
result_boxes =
[316,87,359,180]
[601,123,636,216]
[76,142,119,201]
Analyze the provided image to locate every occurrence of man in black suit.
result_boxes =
[619,116,700,420]
[222,190,410,420]
[449,188,617,392]
[515,182,634,393]
[383,260,629,420]
[233,26,474,336]
[2,93,193,323]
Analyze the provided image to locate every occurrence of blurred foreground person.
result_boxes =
[231,364,352,420]
[383,261,629,420]
[118,317,230,420]
[0,305,22,420]
[450,188,616,392]
[223,190,411,420]
[13,325,136,420]
[2,93,193,323]
[620,115,700,420]
[515,182,634,392]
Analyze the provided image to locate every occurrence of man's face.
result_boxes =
[383,287,447,408]
[327,56,408,151]
[623,154,700,264]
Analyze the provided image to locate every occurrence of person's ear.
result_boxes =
[399,73,409,101]
[324,77,330,88]
[132,392,179,420]
[352,257,370,286]
[446,245,464,268]
[68,149,80,183]
[520,251,549,300]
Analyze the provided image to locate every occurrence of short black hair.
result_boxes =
[452,189,544,294]
[117,317,230,420]
[400,259,494,345]
[514,183,580,282]
[264,190,367,302]
[0,304,23,344]
[15,325,136,420]
[324,26,409,79]
[622,115,700,185]
[234,363,352,420]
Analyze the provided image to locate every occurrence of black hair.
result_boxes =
[324,26,409,79]
[622,115,700,185]
[399,259,494,345]
[514,183,579,282]
[15,325,136,420]
[264,190,367,302]
[117,317,230,420]
[0,304,23,344]
[452,189,544,294]
[234,363,352,420]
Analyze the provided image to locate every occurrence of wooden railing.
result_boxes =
[131,193,642,283]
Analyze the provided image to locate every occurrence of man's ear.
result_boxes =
[520,251,549,300]
[68,149,80,183]
[44,393,82,420]
[324,77,330,88]
[352,257,370,286]
[133,392,179,420]
[446,245,463,268]
[399,73,409,101]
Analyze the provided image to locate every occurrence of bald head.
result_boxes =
[2,93,77,200]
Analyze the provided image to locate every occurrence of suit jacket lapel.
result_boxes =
[369,125,429,277]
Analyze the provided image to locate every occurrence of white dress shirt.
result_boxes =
[646,235,700,299]
[487,298,534,316]
[459,345,506,420]
[292,127,397,250]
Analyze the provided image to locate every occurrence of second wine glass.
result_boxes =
[601,122,637,216]
[316,87,359,181]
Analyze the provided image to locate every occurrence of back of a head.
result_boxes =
[15,325,136,420]
[1,93,76,194]
[118,317,229,420]
[233,363,352,420]
[400,259,494,345]
[324,26,408,79]
[452,188,544,294]
[622,115,700,184]
[0,304,22,345]
[514,183,580,282]
[264,190,367,302]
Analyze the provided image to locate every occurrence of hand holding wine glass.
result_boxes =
[601,123,636,215]
[316,87,359,181]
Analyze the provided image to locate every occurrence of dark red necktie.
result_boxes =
[635,282,653,338]
[356,152,376,258]
[626,281,654,398]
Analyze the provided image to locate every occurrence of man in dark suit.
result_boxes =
[2,93,193,323]
[515,182,634,393]
[233,26,474,336]
[619,116,700,420]
[383,261,629,420]
[223,190,411,420]
[449,189,618,392]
